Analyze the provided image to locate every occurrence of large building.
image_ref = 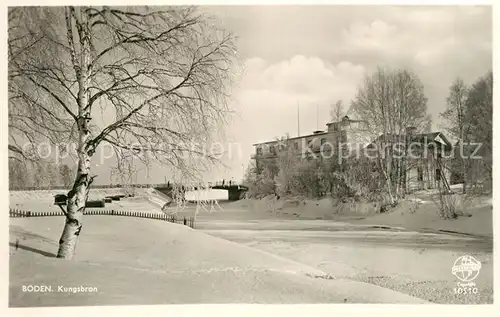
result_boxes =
[251,115,369,162]
[251,116,454,192]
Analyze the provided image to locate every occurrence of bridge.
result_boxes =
[154,181,249,201]
[12,181,249,201]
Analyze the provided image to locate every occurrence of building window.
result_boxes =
[307,140,313,148]
[256,147,263,155]
[321,138,327,145]
[294,142,299,150]
[270,145,276,155]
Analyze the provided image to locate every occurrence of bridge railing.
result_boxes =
[212,181,244,187]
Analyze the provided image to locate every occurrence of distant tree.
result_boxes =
[274,134,326,199]
[330,100,344,122]
[32,162,45,189]
[243,161,276,199]
[9,159,29,190]
[31,160,59,188]
[464,71,492,182]
[441,78,469,140]
[59,164,73,187]
[274,135,300,197]
[424,116,433,132]
[440,77,469,194]
[45,161,59,187]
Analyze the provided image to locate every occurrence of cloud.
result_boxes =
[241,55,365,101]
[336,7,490,70]
[414,37,456,66]
[341,20,398,53]
[231,55,366,147]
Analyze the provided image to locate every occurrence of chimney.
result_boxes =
[313,130,324,135]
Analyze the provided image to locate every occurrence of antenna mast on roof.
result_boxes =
[297,101,300,137]
[317,104,319,130]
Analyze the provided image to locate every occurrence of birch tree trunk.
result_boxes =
[395,157,401,199]
[383,169,395,204]
[378,146,395,205]
[461,138,467,195]
[56,152,93,259]
[57,8,93,259]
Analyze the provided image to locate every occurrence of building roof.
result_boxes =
[253,116,366,146]
[411,132,452,149]
[367,131,452,150]
[252,131,329,146]
[325,115,365,126]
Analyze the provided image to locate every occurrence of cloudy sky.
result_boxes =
[90,5,492,185]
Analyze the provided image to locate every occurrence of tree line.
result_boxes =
[9,160,74,190]
[440,72,493,194]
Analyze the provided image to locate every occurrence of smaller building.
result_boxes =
[366,130,453,192]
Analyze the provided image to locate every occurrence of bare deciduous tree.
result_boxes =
[440,77,469,194]
[274,135,300,197]
[464,71,493,183]
[9,6,238,259]
[329,100,344,122]
[9,159,29,190]
[59,164,74,188]
[351,67,430,204]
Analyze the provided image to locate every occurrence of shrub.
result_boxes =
[86,200,106,208]
[434,191,458,219]
[243,164,276,199]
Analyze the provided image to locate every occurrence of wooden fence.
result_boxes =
[9,208,195,229]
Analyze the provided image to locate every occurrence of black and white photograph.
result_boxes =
[6,1,494,310]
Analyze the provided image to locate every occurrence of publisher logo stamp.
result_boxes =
[452,255,481,282]
[452,255,482,295]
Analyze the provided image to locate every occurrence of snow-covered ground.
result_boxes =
[193,195,493,304]
[199,219,493,304]
[224,191,493,238]
[9,188,493,304]
[9,216,428,306]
